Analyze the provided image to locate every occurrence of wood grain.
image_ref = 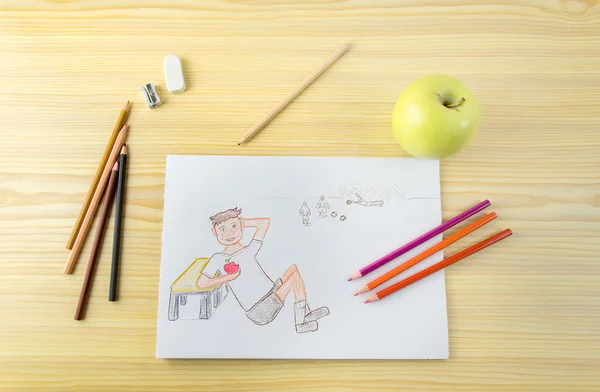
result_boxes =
[1,1,599,391]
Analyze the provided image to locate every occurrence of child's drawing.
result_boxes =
[346,193,384,208]
[190,208,329,333]
[316,196,330,218]
[158,156,448,359]
[299,201,311,227]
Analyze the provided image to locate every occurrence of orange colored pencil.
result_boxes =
[64,125,128,274]
[355,212,497,295]
[66,101,130,249]
[366,229,512,304]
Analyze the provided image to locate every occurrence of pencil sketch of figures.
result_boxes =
[187,207,329,333]
[346,193,384,208]
[299,201,311,227]
[341,182,406,206]
[340,181,438,205]
[316,196,330,218]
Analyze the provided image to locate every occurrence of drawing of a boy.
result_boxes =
[196,208,329,333]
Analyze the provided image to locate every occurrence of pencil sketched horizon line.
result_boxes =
[251,196,343,200]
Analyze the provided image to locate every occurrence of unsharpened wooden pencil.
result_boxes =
[74,161,119,320]
[237,43,350,146]
[66,101,129,250]
[109,144,128,302]
[365,229,513,304]
[355,212,497,295]
[64,124,127,274]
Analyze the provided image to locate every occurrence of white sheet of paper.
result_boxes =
[156,156,448,359]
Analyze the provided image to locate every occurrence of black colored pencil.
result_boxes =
[109,144,128,301]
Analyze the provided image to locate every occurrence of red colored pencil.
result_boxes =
[355,212,497,295]
[348,200,491,281]
[365,229,512,304]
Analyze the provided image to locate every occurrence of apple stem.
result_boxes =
[445,97,465,109]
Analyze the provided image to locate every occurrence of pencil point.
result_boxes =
[355,286,369,296]
[237,142,242,146]
[348,272,361,281]
[124,101,130,111]
[365,296,377,304]
[112,161,119,171]
[121,144,127,154]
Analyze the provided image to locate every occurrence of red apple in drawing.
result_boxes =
[224,258,239,275]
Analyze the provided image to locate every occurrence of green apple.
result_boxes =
[392,75,481,159]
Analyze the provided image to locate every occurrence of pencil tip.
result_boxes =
[112,161,119,171]
[121,145,127,154]
[124,101,130,111]
[348,272,361,281]
[237,142,242,146]
[355,286,368,296]
[347,277,353,282]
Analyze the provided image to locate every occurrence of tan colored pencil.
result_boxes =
[64,125,128,274]
[74,161,120,321]
[237,43,350,146]
[66,101,130,249]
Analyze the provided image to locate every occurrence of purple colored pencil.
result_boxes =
[348,199,491,281]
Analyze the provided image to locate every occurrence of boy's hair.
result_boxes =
[210,208,242,227]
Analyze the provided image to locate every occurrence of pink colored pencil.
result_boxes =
[348,200,491,281]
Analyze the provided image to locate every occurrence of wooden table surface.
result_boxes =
[1,1,599,391]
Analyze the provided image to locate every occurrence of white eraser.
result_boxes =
[163,55,186,93]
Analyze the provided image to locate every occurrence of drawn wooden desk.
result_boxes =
[1,1,599,391]
[168,258,229,321]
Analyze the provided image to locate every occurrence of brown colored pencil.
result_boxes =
[64,125,127,274]
[66,101,130,250]
[74,161,119,320]
[365,229,513,304]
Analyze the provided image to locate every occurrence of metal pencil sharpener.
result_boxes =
[141,83,162,109]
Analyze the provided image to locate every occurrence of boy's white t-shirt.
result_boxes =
[207,239,274,311]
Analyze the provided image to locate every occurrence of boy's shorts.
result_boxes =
[245,279,284,325]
